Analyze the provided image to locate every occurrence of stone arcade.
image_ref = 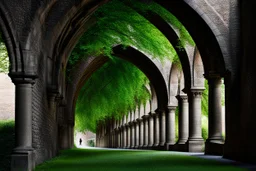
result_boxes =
[0,0,255,170]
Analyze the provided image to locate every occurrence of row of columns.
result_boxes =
[96,75,224,154]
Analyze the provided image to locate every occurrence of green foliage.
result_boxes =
[87,139,95,147]
[202,80,209,117]
[0,32,9,73]
[75,58,150,132]
[202,115,209,140]
[221,79,225,106]
[68,0,185,75]
[124,0,195,47]
[175,107,179,142]
[70,0,195,132]
[0,120,15,171]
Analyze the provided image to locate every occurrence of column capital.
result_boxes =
[10,76,36,85]
[190,88,205,98]
[142,115,149,120]
[167,106,176,112]
[204,71,222,80]
[148,112,155,117]
[205,73,222,86]
[155,108,165,114]
[136,118,143,122]
[150,112,159,118]
[176,94,188,101]
[132,120,138,124]
[128,121,134,126]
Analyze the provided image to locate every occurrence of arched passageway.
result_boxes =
[0,0,255,170]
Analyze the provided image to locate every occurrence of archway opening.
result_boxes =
[0,30,15,171]
[55,0,228,158]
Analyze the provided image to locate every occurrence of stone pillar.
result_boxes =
[159,110,166,147]
[134,121,139,148]
[148,113,154,148]
[48,93,60,156]
[11,78,35,171]
[176,95,189,150]
[153,113,160,147]
[130,122,135,148]
[142,115,149,148]
[123,126,127,148]
[187,88,205,152]
[138,118,144,148]
[165,106,176,150]
[205,75,224,155]
[68,119,75,148]
[114,128,117,148]
[118,129,121,148]
[125,124,130,148]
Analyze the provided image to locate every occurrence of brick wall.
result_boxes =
[32,58,57,165]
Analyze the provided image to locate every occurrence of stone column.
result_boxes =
[123,126,127,148]
[98,124,101,147]
[159,110,166,147]
[148,113,154,148]
[165,106,176,150]
[125,124,130,148]
[131,122,135,148]
[114,128,117,148]
[142,115,149,148]
[187,88,205,152]
[134,121,139,148]
[11,78,35,171]
[126,113,131,148]
[138,118,144,148]
[205,75,224,155]
[101,124,104,147]
[153,113,160,147]
[48,93,60,156]
[118,129,121,148]
[176,95,189,148]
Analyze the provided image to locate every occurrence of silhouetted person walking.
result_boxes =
[79,138,82,145]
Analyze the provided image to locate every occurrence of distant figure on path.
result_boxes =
[79,138,82,146]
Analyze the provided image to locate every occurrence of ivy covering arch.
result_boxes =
[64,0,211,134]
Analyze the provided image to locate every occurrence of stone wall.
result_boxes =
[31,60,56,165]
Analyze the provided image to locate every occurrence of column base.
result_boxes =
[142,145,148,149]
[186,138,205,152]
[158,145,166,151]
[175,143,188,152]
[147,144,153,150]
[164,143,175,151]
[153,144,160,150]
[11,148,35,171]
[205,140,224,155]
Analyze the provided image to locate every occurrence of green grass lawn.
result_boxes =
[0,120,15,171]
[35,148,247,171]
